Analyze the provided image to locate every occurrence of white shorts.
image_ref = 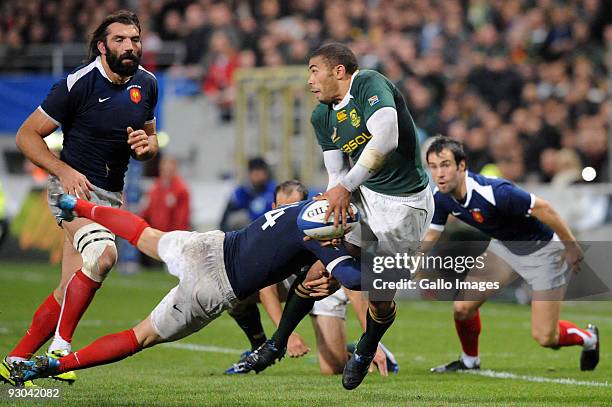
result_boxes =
[487,235,570,291]
[345,185,434,254]
[311,289,349,319]
[150,230,237,341]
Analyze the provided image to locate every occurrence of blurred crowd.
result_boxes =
[1,0,611,182]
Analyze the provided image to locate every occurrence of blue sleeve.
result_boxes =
[302,240,361,290]
[329,259,361,290]
[495,183,534,217]
[430,192,449,230]
[146,79,158,122]
[39,78,71,125]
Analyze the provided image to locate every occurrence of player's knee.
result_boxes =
[370,300,393,315]
[316,346,346,375]
[73,223,117,282]
[453,302,477,320]
[532,329,557,347]
[97,246,118,275]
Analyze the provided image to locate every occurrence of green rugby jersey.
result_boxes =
[311,69,428,195]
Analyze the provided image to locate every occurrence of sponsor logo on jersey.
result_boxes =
[341,132,372,154]
[331,127,340,143]
[470,208,485,223]
[336,110,347,123]
[130,88,142,104]
[350,108,361,128]
[368,95,379,106]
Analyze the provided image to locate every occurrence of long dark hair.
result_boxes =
[88,10,141,62]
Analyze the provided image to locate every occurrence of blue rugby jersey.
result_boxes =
[431,172,553,255]
[39,56,157,192]
[223,200,359,299]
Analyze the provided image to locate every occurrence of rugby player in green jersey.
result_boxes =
[241,43,434,390]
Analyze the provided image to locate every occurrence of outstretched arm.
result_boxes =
[17,109,94,199]
[530,197,584,272]
[329,260,362,291]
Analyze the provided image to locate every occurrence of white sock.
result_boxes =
[5,356,27,364]
[48,336,71,354]
[582,331,597,351]
[461,352,480,368]
[567,327,597,350]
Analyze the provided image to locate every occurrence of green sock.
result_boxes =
[356,302,396,357]
[270,281,315,348]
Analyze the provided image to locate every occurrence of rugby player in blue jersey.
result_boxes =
[2,11,158,386]
[11,194,390,390]
[224,180,398,377]
[424,137,599,372]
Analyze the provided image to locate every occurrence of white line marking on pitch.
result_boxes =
[161,342,321,362]
[462,369,609,387]
[161,342,244,355]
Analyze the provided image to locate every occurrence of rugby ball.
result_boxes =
[297,199,360,240]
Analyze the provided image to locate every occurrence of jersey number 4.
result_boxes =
[261,203,300,230]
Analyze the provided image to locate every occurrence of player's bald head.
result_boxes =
[309,43,358,74]
[274,180,308,207]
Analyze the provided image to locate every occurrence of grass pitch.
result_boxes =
[0,262,610,406]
